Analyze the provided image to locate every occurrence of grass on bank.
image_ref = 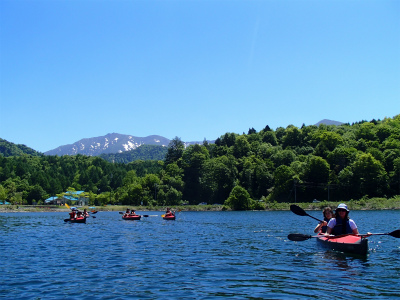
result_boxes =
[1,196,399,212]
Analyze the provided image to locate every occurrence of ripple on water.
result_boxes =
[1,211,399,299]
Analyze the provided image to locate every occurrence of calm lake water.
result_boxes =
[1,210,399,299]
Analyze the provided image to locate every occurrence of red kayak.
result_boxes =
[317,234,368,256]
[122,215,141,220]
[163,214,175,220]
[64,217,86,223]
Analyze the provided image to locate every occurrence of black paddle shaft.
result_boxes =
[290,205,324,223]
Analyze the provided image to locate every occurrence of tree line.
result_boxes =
[0,115,399,210]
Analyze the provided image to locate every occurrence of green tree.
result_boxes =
[272,165,296,201]
[200,155,237,204]
[224,185,251,210]
[303,156,330,184]
[389,157,400,195]
[317,131,343,151]
[27,184,48,205]
[355,122,377,141]
[271,149,296,167]
[351,153,388,197]
[0,184,7,200]
[327,146,358,174]
[165,137,185,165]
[282,126,302,148]
[161,163,184,193]
[182,144,209,204]
[261,131,278,146]
[232,135,251,158]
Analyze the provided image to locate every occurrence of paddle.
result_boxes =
[288,229,400,242]
[359,229,400,238]
[119,212,156,217]
[290,204,323,223]
[288,233,322,241]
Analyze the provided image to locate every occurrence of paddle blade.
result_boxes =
[161,214,165,218]
[389,229,400,238]
[290,205,308,216]
[287,233,312,242]
[65,203,70,209]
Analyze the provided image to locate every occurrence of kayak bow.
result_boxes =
[163,214,176,220]
[64,217,86,224]
[316,234,368,256]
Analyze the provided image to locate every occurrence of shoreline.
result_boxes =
[1,198,400,213]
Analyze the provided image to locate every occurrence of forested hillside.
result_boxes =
[0,115,399,209]
[0,138,43,157]
[99,145,168,163]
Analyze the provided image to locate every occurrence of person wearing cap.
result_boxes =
[325,203,359,236]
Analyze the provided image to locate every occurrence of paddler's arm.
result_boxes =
[325,227,332,236]
[350,220,359,235]
[325,219,335,236]
[314,221,327,233]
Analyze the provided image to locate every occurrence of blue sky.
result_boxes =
[1,0,399,153]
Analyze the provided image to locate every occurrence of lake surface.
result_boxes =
[0,210,399,299]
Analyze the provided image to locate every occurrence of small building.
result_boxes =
[45,191,89,206]
[63,191,89,206]
[45,196,62,205]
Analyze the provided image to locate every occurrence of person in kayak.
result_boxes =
[326,203,359,236]
[83,209,90,217]
[314,207,334,233]
[69,209,76,220]
[130,209,138,216]
[165,207,175,217]
[123,208,130,217]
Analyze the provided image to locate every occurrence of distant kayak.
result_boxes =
[317,234,368,256]
[64,217,86,224]
[163,214,175,220]
[122,215,141,220]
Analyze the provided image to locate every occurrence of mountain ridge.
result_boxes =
[314,119,344,126]
[3,119,344,157]
[44,133,172,156]
[44,133,211,156]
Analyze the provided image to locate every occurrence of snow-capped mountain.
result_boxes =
[44,133,172,156]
